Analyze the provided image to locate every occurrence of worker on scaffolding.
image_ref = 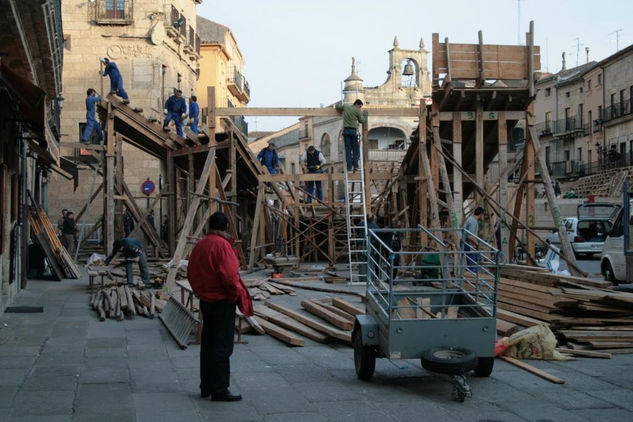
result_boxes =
[462,207,485,274]
[336,99,367,172]
[257,141,279,174]
[104,237,150,286]
[301,145,326,203]
[81,89,104,145]
[100,58,129,104]
[189,95,200,135]
[163,89,187,138]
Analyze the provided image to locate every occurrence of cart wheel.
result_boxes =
[353,327,376,381]
[420,346,477,375]
[474,357,494,377]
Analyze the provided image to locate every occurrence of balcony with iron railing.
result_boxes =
[94,0,133,25]
[227,68,250,103]
[603,100,633,123]
[535,117,587,138]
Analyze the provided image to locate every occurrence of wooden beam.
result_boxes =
[475,98,484,204]
[247,184,264,270]
[266,302,352,343]
[499,356,565,384]
[498,112,509,258]
[439,111,525,121]
[254,306,328,343]
[452,113,463,226]
[104,102,115,255]
[253,316,305,346]
[216,107,420,117]
[257,172,393,183]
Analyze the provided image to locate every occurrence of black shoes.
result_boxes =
[211,390,242,402]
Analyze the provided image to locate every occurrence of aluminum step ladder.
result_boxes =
[343,134,368,285]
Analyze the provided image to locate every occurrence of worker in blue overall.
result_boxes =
[163,89,187,137]
[81,88,103,144]
[100,57,129,104]
[301,146,326,203]
[257,142,279,174]
[189,95,200,134]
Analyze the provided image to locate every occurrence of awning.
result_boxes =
[0,62,46,131]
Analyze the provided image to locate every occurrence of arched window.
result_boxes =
[320,133,331,158]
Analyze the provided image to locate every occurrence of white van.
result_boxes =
[600,200,633,283]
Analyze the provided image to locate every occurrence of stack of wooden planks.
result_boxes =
[495,266,633,354]
[244,278,297,300]
[90,284,165,321]
[28,206,80,279]
[249,296,363,346]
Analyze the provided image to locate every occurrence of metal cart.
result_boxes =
[353,226,501,401]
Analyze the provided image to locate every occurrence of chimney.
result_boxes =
[585,46,590,64]
[561,52,566,70]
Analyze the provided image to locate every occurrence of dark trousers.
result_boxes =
[343,128,360,170]
[306,169,323,203]
[200,300,236,395]
[125,252,150,284]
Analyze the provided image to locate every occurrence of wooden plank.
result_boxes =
[317,302,355,323]
[266,302,352,343]
[499,356,565,384]
[496,308,548,327]
[270,279,364,298]
[253,316,305,346]
[301,300,354,331]
[254,306,328,343]
[216,107,420,117]
[332,298,365,316]
[556,348,611,359]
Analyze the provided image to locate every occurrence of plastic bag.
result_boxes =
[496,324,565,360]
[87,253,107,266]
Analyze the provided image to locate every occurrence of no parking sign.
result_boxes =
[141,178,155,195]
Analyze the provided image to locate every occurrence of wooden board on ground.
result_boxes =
[266,302,352,343]
[499,355,565,384]
[301,300,354,330]
[556,348,611,359]
[332,297,365,316]
[254,305,329,343]
[252,316,305,346]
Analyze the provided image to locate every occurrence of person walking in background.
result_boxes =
[301,146,326,203]
[189,95,200,135]
[187,212,253,402]
[123,210,135,237]
[163,89,187,137]
[100,58,129,104]
[81,89,103,144]
[462,207,485,273]
[57,209,68,236]
[554,181,561,198]
[257,142,279,174]
[147,209,155,230]
[336,99,367,172]
[62,211,78,257]
[104,237,150,286]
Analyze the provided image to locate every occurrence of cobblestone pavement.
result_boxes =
[1,274,632,422]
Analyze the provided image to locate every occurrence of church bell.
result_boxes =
[402,62,414,76]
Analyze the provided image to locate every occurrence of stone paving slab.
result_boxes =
[1,274,633,421]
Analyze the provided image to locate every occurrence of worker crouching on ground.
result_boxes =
[257,141,279,174]
[462,207,485,273]
[100,58,129,104]
[301,145,326,203]
[187,211,253,402]
[104,237,150,286]
[336,99,367,172]
[163,89,187,138]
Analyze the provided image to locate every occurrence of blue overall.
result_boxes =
[81,95,103,143]
[257,148,278,174]
[163,95,187,137]
[102,62,129,101]
[189,101,200,134]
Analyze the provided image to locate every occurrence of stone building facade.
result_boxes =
[47,0,203,231]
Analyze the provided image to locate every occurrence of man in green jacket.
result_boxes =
[336,99,367,172]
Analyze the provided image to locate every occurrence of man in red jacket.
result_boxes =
[187,211,252,401]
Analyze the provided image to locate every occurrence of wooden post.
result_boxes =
[248,184,264,270]
[362,117,371,209]
[327,168,335,266]
[509,150,527,261]
[432,103,457,229]
[452,113,463,226]
[166,153,176,255]
[498,113,509,258]
[104,102,115,255]
[526,106,536,265]
[475,98,484,205]
[229,132,237,219]
[114,135,124,238]
[418,108,441,230]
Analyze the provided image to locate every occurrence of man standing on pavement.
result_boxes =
[257,141,279,174]
[104,237,150,286]
[163,89,187,138]
[301,145,326,203]
[62,211,78,256]
[100,58,129,104]
[57,209,68,236]
[463,207,485,273]
[189,95,200,135]
[336,99,367,172]
[187,211,253,402]
[81,89,104,144]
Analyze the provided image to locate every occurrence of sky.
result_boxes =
[197,0,633,131]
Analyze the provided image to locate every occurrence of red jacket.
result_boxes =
[187,232,253,316]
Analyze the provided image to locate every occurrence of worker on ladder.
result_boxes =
[336,99,367,172]
[301,145,326,203]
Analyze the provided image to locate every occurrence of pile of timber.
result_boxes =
[496,266,633,353]
[89,284,166,321]
[28,206,80,279]
[244,278,297,300]
[249,296,364,347]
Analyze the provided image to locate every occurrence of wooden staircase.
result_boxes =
[566,167,632,198]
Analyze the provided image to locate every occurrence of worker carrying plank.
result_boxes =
[81,88,104,145]
[162,89,187,138]
[104,237,150,286]
[335,99,367,172]
[187,211,253,402]
[301,145,326,203]
[100,57,129,104]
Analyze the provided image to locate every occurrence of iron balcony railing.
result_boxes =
[232,116,248,136]
[229,68,250,99]
[604,100,633,122]
[535,117,587,138]
[367,149,408,162]
[95,0,133,24]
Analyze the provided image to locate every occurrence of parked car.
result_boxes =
[546,203,621,258]
[600,200,633,283]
